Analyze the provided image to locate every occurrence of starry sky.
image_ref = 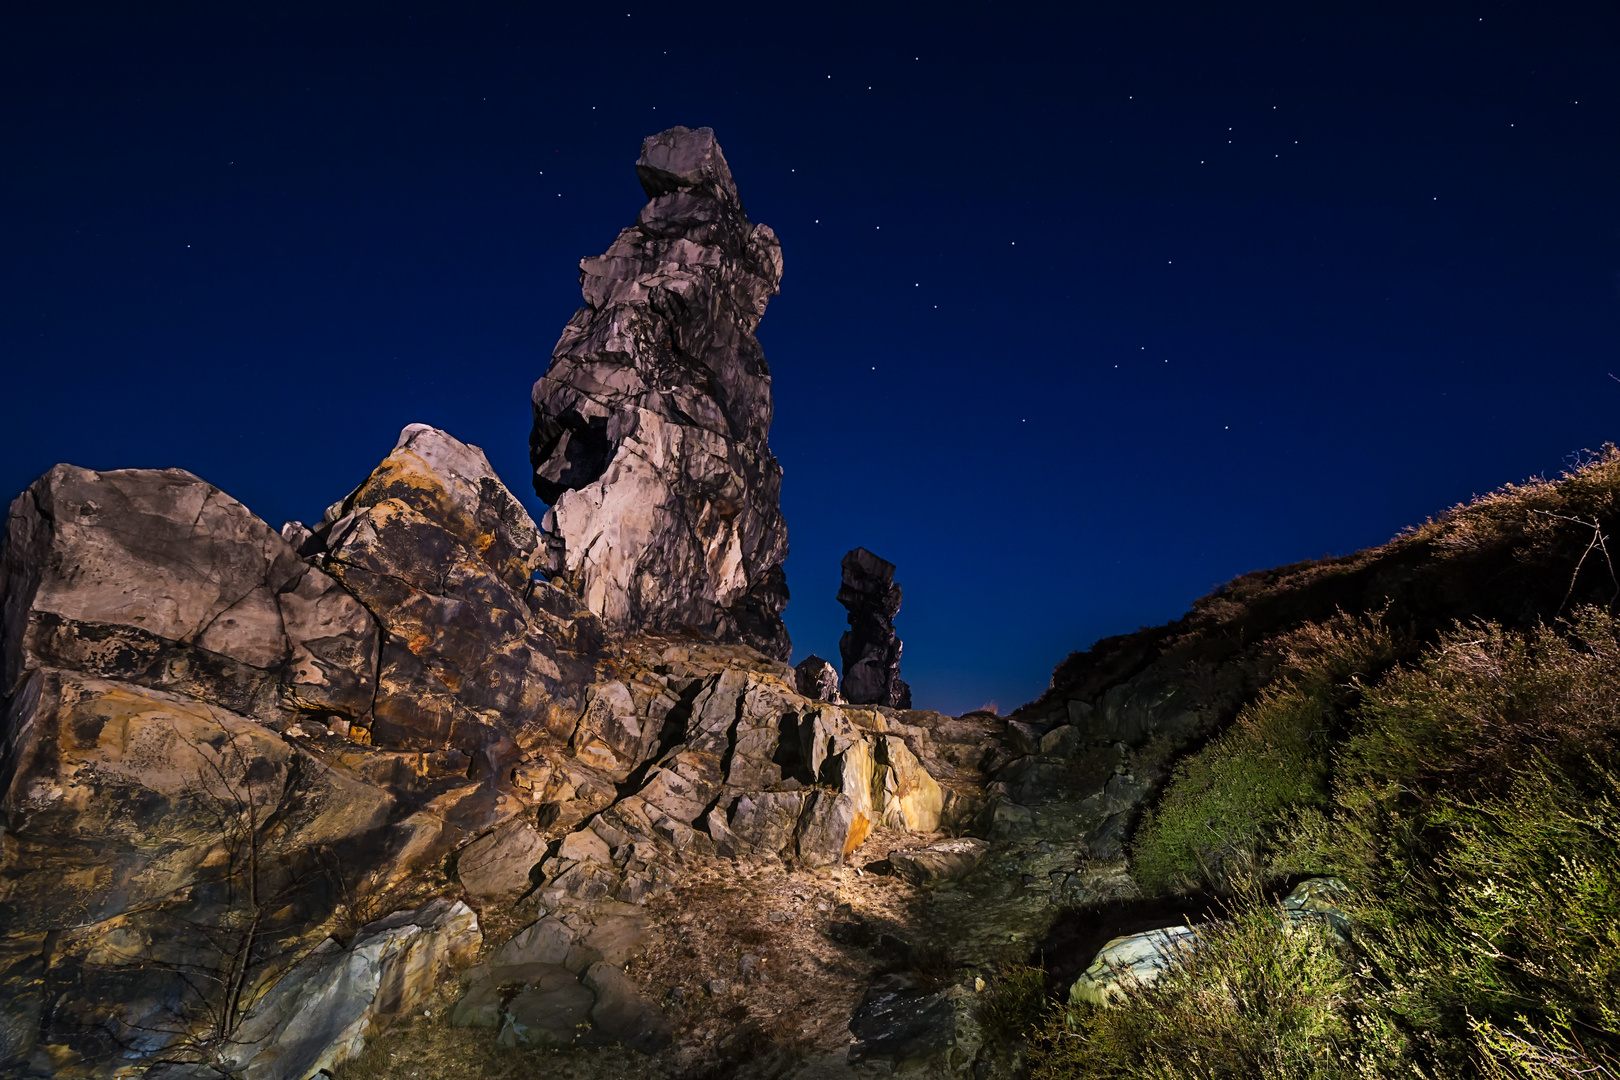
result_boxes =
[4,1,1620,715]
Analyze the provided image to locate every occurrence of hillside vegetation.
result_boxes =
[1026,449,1620,1079]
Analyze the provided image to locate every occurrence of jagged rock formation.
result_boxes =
[0,421,1001,1079]
[529,126,791,660]
[0,425,602,1078]
[838,547,911,708]
[794,653,841,702]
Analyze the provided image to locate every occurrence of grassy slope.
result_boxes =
[1015,449,1620,1079]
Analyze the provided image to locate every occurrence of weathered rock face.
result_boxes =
[794,653,841,702]
[0,424,609,1078]
[838,547,911,708]
[1,465,378,723]
[297,424,595,760]
[529,126,790,660]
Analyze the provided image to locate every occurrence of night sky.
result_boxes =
[4,2,1619,715]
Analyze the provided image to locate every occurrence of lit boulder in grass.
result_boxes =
[1280,876,1353,941]
[1067,924,1199,1007]
[530,126,791,659]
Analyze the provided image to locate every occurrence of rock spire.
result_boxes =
[529,126,790,659]
[838,547,912,708]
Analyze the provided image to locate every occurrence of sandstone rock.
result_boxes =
[1007,720,1047,757]
[1040,724,1080,758]
[456,816,548,903]
[794,654,841,702]
[0,669,392,932]
[1,465,378,722]
[886,838,990,886]
[876,734,944,832]
[837,548,911,708]
[310,424,587,755]
[724,790,807,856]
[530,126,790,659]
[1068,924,1198,1007]
[569,680,656,781]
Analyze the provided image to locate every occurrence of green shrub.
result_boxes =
[1028,892,1407,1080]
[976,963,1049,1044]
[1133,614,1400,894]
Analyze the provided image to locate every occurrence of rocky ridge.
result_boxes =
[0,128,1236,1080]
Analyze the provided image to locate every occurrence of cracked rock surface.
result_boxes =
[529,125,790,660]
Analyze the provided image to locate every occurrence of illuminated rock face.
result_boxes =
[529,126,790,661]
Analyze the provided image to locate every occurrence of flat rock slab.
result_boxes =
[457,817,548,903]
[847,973,955,1066]
[886,838,990,886]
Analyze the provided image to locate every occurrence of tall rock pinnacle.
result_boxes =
[838,547,911,709]
[530,126,790,659]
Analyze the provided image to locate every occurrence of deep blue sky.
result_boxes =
[4,2,1619,715]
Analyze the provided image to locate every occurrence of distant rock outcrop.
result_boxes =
[529,125,791,660]
[794,653,841,702]
[838,547,911,708]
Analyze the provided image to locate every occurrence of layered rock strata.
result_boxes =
[0,425,602,1078]
[529,125,791,659]
[0,422,1001,1078]
[838,547,912,708]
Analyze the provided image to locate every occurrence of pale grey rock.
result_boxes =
[1068,924,1198,1007]
[724,791,808,856]
[530,126,790,659]
[1,465,378,721]
[229,898,480,1079]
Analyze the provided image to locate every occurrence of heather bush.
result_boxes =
[975,963,1049,1044]
[1132,614,1400,894]
[1028,892,1406,1080]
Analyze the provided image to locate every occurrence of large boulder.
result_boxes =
[306,424,589,754]
[529,126,791,660]
[1,465,378,723]
[837,548,911,708]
